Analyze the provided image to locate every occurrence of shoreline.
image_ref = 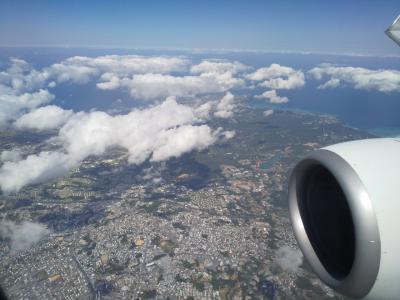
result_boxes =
[247,101,400,138]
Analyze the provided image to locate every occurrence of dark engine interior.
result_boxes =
[297,164,356,279]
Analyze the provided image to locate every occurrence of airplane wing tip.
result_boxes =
[386,15,400,47]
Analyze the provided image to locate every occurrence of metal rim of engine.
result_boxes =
[288,149,381,299]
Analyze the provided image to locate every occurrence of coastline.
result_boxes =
[367,127,400,138]
[247,100,400,138]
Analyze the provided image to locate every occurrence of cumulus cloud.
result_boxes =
[220,130,236,141]
[0,220,50,253]
[247,64,304,103]
[1,149,22,162]
[0,98,233,193]
[309,64,400,92]
[247,63,305,90]
[0,58,56,125]
[214,92,236,118]
[15,105,74,130]
[44,63,99,85]
[42,55,190,90]
[275,245,303,273]
[0,55,242,192]
[97,72,243,100]
[190,59,249,75]
[0,58,49,93]
[0,88,55,126]
[0,152,75,194]
[58,97,230,164]
[192,92,237,119]
[317,78,341,89]
[36,55,190,88]
[150,125,219,161]
[255,90,288,104]
[195,101,214,119]
[0,55,247,127]
[94,57,246,100]
[0,55,193,126]
[96,72,121,90]
[5,89,54,109]
[1,55,190,91]
[264,109,274,117]
[63,55,190,76]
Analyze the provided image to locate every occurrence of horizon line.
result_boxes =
[0,44,399,59]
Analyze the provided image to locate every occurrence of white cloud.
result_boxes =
[96,72,121,90]
[0,58,49,93]
[0,220,49,253]
[0,151,75,194]
[247,63,305,90]
[6,89,54,109]
[93,57,246,100]
[42,55,189,89]
[195,101,214,119]
[214,92,236,118]
[0,55,192,126]
[0,88,55,126]
[44,63,99,85]
[98,72,243,100]
[0,98,233,193]
[0,58,56,126]
[64,55,190,75]
[247,64,304,104]
[0,56,247,126]
[38,55,190,88]
[255,90,288,104]
[41,55,190,88]
[275,245,303,273]
[317,78,341,89]
[264,109,274,117]
[220,130,235,141]
[192,92,237,119]
[58,97,202,163]
[1,149,22,163]
[150,125,219,161]
[0,55,190,92]
[15,105,74,130]
[309,64,400,92]
[190,59,249,75]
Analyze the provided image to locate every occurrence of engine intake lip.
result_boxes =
[289,149,380,299]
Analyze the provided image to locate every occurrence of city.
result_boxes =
[0,107,370,299]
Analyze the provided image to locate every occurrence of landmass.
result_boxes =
[0,106,371,299]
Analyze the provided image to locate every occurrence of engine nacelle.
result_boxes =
[288,138,400,299]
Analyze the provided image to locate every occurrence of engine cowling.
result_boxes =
[288,138,400,299]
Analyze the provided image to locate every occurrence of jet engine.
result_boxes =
[288,138,400,299]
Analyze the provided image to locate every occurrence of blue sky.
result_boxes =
[0,0,399,55]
